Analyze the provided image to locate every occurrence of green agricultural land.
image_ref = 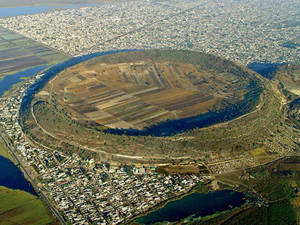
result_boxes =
[0,186,57,225]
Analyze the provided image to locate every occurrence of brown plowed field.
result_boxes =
[42,50,257,130]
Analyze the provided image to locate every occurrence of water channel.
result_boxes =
[135,190,246,224]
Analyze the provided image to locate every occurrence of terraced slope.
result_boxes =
[41,50,259,130]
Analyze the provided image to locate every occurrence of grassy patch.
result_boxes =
[193,182,210,193]
[249,148,266,156]
[268,199,297,225]
[0,139,13,161]
[216,200,297,225]
[19,76,30,80]
[0,186,56,225]
[1,34,22,41]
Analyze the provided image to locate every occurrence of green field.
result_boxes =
[0,186,56,225]
[0,139,13,161]
[1,34,22,41]
[0,26,70,78]
[197,157,300,225]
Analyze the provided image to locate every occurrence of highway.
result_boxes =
[0,130,67,225]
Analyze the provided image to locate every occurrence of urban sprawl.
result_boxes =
[0,0,299,65]
[0,0,299,224]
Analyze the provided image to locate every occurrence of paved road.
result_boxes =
[0,131,67,225]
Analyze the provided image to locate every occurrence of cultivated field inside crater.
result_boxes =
[41,50,255,130]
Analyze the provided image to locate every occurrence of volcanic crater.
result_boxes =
[40,50,261,131]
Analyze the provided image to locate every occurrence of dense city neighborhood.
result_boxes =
[0,0,299,65]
